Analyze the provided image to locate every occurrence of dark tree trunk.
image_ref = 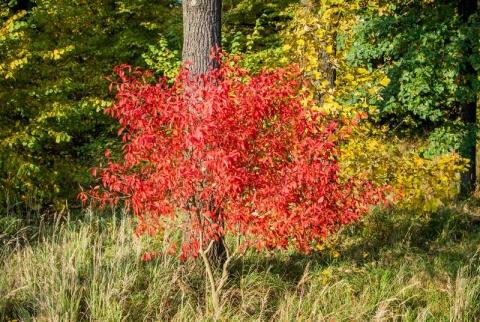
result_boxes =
[182,0,222,75]
[458,0,477,195]
[182,0,226,266]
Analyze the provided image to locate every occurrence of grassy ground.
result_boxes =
[1,200,479,321]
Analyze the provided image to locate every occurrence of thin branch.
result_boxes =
[198,238,221,319]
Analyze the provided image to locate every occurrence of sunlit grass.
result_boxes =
[1,199,479,321]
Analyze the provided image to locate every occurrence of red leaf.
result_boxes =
[79,54,389,261]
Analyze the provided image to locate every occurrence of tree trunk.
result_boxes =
[306,0,336,101]
[182,0,222,75]
[458,0,477,195]
[182,0,226,266]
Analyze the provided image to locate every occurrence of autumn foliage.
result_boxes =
[80,58,387,259]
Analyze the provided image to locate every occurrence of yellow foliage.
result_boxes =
[281,0,467,212]
[341,133,468,213]
[0,11,30,79]
[281,0,386,120]
[0,11,27,39]
[379,76,391,87]
[0,11,74,79]
[42,45,75,61]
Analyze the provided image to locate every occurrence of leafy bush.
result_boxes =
[81,57,388,259]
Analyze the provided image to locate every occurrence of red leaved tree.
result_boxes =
[80,57,387,317]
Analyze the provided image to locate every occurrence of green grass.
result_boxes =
[1,200,480,321]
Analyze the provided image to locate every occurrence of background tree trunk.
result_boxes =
[458,0,477,195]
[182,0,226,266]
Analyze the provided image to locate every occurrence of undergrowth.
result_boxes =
[1,200,479,321]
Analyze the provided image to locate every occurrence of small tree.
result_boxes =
[80,57,387,319]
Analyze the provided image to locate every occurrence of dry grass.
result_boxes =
[1,199,479,321]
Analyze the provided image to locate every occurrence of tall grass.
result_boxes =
[1,200,479,321]
[0,207,191,321]
[272,254,480,321]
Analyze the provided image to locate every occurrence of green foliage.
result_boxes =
[142,36,182,79]
[347,0,480,151]
[222,0,296,52]
[420,121,465,158]
[221,0,296,71]
[0,0,182,209]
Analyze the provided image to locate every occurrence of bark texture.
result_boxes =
[182,0,222,74]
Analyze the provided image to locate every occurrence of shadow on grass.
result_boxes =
[218,199,480,320]
[232,198,480,274]
[332,197,480,273]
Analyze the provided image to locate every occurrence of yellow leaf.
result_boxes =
[53,49,61,60]
[316,244,325,250]
[344,73,355,81]
[358,68,369,74]
[321,80,331,87]
[380,76,391,87]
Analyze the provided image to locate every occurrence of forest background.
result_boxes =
[1,0,480,321]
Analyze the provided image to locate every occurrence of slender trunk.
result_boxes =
[321,30,337,88]
[458,0,477,195]
[316,0,337,88]
[307,0,336,101]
